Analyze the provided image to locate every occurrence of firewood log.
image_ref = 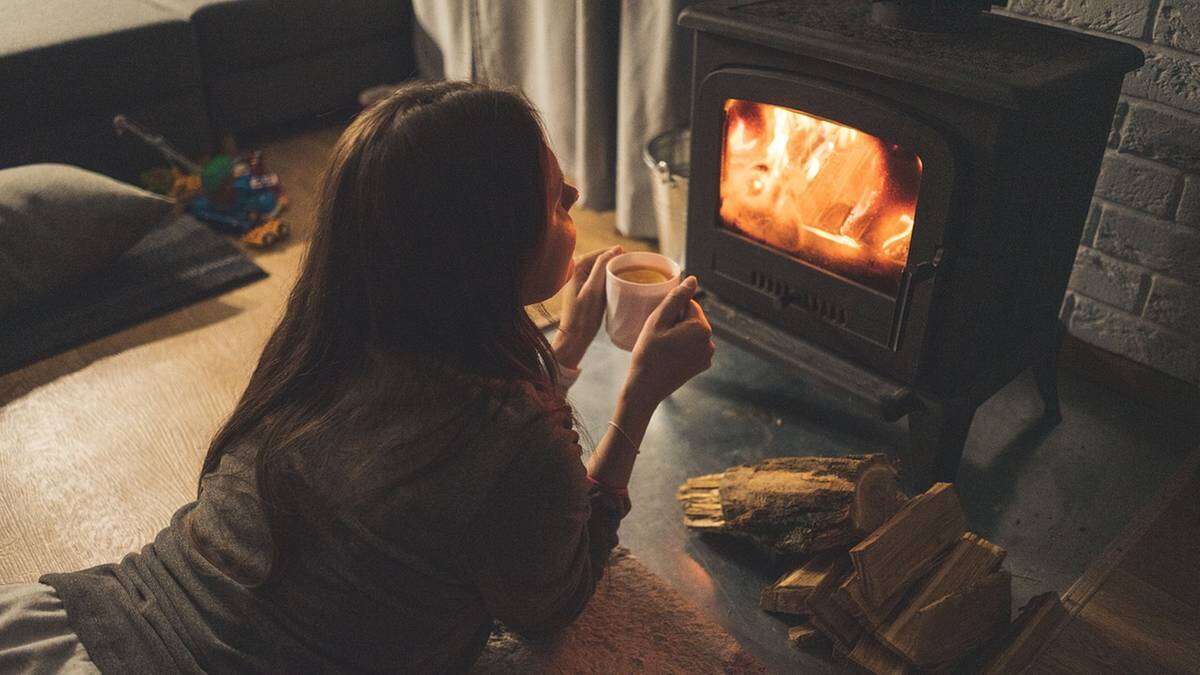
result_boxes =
[786,622,828,650]
[890,570,1012,668]
[847,633,913,675]
[760,551,841,615]
[804,557,863,654]
[833,571,902,629]
[877,532,1006,656]
[848,483,967,611]
[678,454,905,555]
[979,592,1067,675]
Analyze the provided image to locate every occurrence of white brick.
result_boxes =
[1144,275,1200,336]
[1153,0,1200,54]
[1093,152,1181,217]
[1178,174,1200,227]
[1007,0,1152,38]
[1082,199,1103,244]
[1094,205,1200,283]
[1122,50,1200,116]
[1108,100,1128,149]
[1069,294,1200,382]
[1069,246,1150,311]
[1118,103,1200,172]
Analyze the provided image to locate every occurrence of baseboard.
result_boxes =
[1058,333,1200,421]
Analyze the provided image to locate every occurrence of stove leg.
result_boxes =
[1033,322,1065,423]
[1032,352,1062,424]
[905,401,977,491]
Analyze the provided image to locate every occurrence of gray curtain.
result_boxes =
[410,0,695,239]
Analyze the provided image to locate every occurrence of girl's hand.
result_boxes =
[553,246,623,369]
[621,277,715,408]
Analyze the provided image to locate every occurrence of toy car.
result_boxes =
[114,115,289,248]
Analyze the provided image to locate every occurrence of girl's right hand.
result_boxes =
[622,276,715,408]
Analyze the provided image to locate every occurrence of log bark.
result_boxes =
[849,482,967,610]
[980,592,1067,675]
[760,551,841,615]
[678,454,904,555]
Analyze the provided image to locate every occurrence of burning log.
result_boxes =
[677,454,905,556]
[718,99,921,289]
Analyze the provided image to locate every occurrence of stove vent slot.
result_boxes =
[749,271,848,325]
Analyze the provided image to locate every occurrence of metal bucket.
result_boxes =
[643,128,690,266]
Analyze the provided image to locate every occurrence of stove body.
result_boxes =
[680,0,1142,487]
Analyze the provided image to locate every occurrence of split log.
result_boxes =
[786,622,828,650]
[829,573,866,626]
[678,454,905,555]
[878,532,1008,664]
[847,634,913,675]
[893,570,1012,668]
[804,557,862,654]
[980,592,1067,675]
[760,552,841,615]
[849,482,967,611]
[834,571,893,629]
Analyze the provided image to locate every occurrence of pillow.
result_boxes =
[0,164,173,315]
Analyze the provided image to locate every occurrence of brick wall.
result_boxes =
[1005,0,1200,385]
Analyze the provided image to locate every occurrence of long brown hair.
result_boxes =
[197,81,562,584]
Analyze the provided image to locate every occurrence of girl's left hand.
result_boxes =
[553,245,623,369]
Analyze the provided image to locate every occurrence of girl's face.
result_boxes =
[520,144,579,304]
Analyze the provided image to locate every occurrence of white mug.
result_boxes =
[604,251,682,351]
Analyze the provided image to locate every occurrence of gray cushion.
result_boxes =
[156,0,411,76]
[0,164,173,315]
[0,0,204,129]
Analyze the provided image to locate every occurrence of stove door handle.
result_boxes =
[890,248,944,352]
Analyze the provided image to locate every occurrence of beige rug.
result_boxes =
[474,548,765,674]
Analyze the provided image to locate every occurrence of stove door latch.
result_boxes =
[890,247,946,351]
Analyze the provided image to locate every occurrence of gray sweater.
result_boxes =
[41,371,628,673]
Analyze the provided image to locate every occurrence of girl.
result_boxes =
[0,81,714,673]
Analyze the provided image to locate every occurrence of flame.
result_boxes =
[720,100,923,294]
[728,119,758,153]
[803,225,862,249]
[881,214,914,252]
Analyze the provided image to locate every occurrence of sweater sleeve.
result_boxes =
[557,360,581,391]
[463,407,630,639]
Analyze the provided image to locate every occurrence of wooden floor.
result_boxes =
[1028,447,1200,674]
[0,124,648,584]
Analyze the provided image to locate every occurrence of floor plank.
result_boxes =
[1029,448,1200,674]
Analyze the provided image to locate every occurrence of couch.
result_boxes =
[0,0,414,183]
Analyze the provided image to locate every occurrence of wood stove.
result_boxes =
[679,0,1142,488]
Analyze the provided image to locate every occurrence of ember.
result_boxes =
[719,99,922,294]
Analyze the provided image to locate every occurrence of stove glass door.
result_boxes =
[719,99,922,295]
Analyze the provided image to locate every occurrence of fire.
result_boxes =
[719,99,922,294]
